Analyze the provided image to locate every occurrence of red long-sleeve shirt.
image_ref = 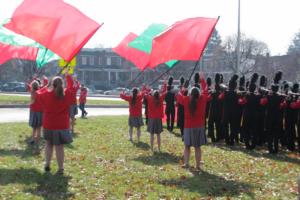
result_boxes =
[66,75,80,105]
[146,84,167,119]
[37,79,73,130]
[28,77,49,112]
[120,93,144,117]
[176,79,209,128]
[79,88,88,104]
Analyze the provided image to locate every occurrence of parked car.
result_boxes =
[1,82,26,92]
[104,87,129,95]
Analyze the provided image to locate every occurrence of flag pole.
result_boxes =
[187,16,220,83]
[126,70,144,88]
[148,61,180,86]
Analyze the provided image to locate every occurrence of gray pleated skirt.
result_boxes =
[128,116,144,128]
[29,111,43,128]
[184,127,207,147]
[147,118,163,134]
[69,104,78,118]
[43,129,73,145]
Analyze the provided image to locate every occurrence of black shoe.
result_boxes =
[44,166,51,172]
[56,169,64,175]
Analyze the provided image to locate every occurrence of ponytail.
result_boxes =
[153,90,160,107]
[189,87,199,116]
[52,76,65,99]
[131,88,138,106]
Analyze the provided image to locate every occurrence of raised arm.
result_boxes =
[65,74,74,89]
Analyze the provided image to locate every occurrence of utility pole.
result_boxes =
[236,0,241,74]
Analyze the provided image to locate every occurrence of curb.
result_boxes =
[0,104,129,109]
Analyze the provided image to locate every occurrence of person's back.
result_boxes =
[39,89,72,130]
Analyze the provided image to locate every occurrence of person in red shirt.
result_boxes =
[177,73,209,170]
[120,87,145,142]
[79,84,88,118]
[66,75,80,133]
[27,76,48,146]
[145,82,167,152]
[37,75,74,174]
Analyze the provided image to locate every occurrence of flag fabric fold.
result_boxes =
[148,17,218,67]
[128,23,177,69]
[113,33,149,71]
[0,42,38,64]
[0,21,59,68]
[5,0,102,62]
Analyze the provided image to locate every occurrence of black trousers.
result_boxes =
[79,103,87,117]
[208,115,222,142]
[256,111,266,145]
[267,119,280,153]
[243,116,257,150]
[223,115,239,145]
[166,107,175,131]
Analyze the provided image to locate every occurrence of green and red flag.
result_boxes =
[148,17,218,67]
[0,20,59,67]
[128,24,177,69]
[0,42,38,65]
[113,33,150,71]
[5,0,102,62]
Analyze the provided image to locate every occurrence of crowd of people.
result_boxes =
[121,70,300,169]
[25,69,300,173]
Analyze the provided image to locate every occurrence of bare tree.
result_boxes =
[223,34,269,76]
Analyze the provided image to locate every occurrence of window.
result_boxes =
[89,56,95,65]
[81,56,87,65]
[98,57,103,66]
[111,57,121,66]
[106,57,111,66]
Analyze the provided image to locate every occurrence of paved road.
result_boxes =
[0,92,122,101]
[0,108,129,123]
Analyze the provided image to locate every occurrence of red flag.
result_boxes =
[5,0,102,62]
[113,33,149,71]
[0,42,38,64]
[148,17,218,67]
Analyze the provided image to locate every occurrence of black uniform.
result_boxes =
[165,88,176,132]
[266,93,284,153]
[285,94,299,151]
[208,85,223,142]
[222,90,239,145]
[256,89,267,145]
[242,92,260,149]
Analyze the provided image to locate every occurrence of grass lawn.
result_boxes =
[0,116,299,199]
[0,94,127,105]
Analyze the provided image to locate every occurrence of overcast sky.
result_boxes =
[1,0,300,56]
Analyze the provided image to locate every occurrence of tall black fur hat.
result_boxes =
[220,74,224,84]
[229,74,238,90]
[292,83,299,93]
[271,71,282,93]
[250,73,259,84]
[259,75,267,87]
[273,71,282,84]
[180,77,185,87]
[206,77,212,87]
[194,73,200,84]
[215,73,221,84]
[239,76,245,87]
[168,76,174,86]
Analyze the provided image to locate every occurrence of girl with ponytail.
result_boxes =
[145,81,167,152]
[27,76,48,147]
[120,87,145,142]
[177,72,210,170]
[37,74,74,175]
